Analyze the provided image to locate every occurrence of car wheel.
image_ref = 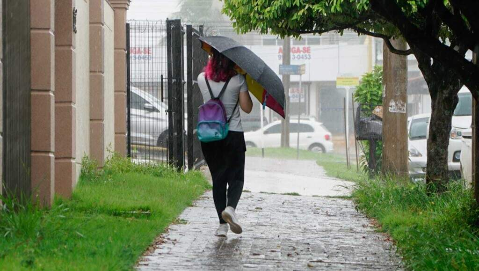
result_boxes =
[157,130,187,148]
[309,143,325,153]
[245,141,257,148]
[157,131,169,148]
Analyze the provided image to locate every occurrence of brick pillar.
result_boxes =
[54,0,76,198]
[90,0,105,165]
[110,0,130,156]
[30,0,55,206]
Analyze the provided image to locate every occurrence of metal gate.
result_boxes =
[127,20,207,170]
[2,0,32,198]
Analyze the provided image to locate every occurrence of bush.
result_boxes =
[353,178,479,270]
[354,66,383,174]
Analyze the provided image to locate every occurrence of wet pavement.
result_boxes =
[137,157,402,270]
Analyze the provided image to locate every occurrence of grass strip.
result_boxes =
[0,155,210,270]
[246,147,366,182]
[353,178,479,270]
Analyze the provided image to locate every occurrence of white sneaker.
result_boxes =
[215,223,228,237]
[221,206,243,234]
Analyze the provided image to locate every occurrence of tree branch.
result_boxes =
[370,0,479,98]
[449,0,479,34]
[351,27,412,55]
[435,1,476,51]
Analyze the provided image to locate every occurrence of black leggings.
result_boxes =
[201,131,246,224]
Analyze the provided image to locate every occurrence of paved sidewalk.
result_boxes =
[137,158,402,270]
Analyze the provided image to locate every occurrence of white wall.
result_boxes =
[104,2,115,156]
[248,44,370,82]
[75,0,90,181]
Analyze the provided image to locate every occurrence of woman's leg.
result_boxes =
[226,151,245,209]
[222,132,246,209]
[201,142,228,224]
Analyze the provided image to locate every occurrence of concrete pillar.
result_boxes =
[55,0,76,198]
[90,0,115,166]
[30,0,56,206]
[382,39,408,178]
[90,0,106,165]
[75,0,90,181]
[110,0,130,156]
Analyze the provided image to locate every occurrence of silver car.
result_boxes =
[130,87,169,147]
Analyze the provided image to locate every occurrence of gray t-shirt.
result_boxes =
[198,72,248,132]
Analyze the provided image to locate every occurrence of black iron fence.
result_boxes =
[127,20,207,170]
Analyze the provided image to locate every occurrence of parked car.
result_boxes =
[460,128,472,186]
[130,87,168,147]
[244,120,334,153]
[408,114,429,180]
[240,115,269,132]
[449,87,472,176]
[408,87,472,180]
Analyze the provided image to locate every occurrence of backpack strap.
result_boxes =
[217,77,232,99]
[204,77,216,99]
[227,99,240,123]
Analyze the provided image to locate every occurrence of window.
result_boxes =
[131,92,148,110]
[293,38,306,45]
[289,123,314,133]
[263,38,277,46]
[298,123,314,132]
[409,117,429,140]
[265,124,281,134]
[307,37,321,45]
[454,93,472,116]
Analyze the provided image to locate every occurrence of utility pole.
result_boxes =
[382,39,408,178]
[473,45,479,205]
[281,37,291,148]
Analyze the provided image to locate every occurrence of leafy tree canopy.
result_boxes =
[223,0,479,96]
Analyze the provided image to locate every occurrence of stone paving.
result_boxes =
[137,157,403,270]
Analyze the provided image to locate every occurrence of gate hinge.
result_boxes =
[73,8,78,34]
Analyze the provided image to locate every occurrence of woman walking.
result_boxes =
[197,48,253,237]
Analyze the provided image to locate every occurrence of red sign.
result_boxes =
[278,46,311,60]
[130,47,152,55]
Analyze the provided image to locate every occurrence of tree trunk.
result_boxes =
[411,45,462,191]
[426,84,459,191]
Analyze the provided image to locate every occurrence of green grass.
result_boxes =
[246,147,366,182]
[353,178,479,270]
[0,154,210,270]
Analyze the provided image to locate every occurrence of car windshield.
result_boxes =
[454,93,472,116]
[409,117,429,140]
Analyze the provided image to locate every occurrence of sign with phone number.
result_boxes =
[278,46,312,61]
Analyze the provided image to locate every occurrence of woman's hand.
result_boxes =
[239,91,253,113]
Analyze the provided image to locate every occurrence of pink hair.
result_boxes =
[204,49,237,82]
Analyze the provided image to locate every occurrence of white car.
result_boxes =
[408,114,429,179]
[408,87,472,179]
[460,128,472,187]
[130,87,169,147]
[244,120,334,153]
[449,87,472,175]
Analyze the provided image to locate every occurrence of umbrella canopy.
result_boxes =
[199,36,285,118]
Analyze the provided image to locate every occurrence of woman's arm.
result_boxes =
[239,91,253,113]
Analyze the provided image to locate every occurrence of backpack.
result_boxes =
[197,77,239,143]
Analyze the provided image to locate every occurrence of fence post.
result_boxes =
[186,25,194,170]
[168,19,184,170]
[126,23,131,158]
[166,20,173,164]
[3,0,32,200]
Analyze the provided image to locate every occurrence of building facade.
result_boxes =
[1,0,131,206]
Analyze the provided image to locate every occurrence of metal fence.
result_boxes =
[127,20,169,163]
[127,20,207,170]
